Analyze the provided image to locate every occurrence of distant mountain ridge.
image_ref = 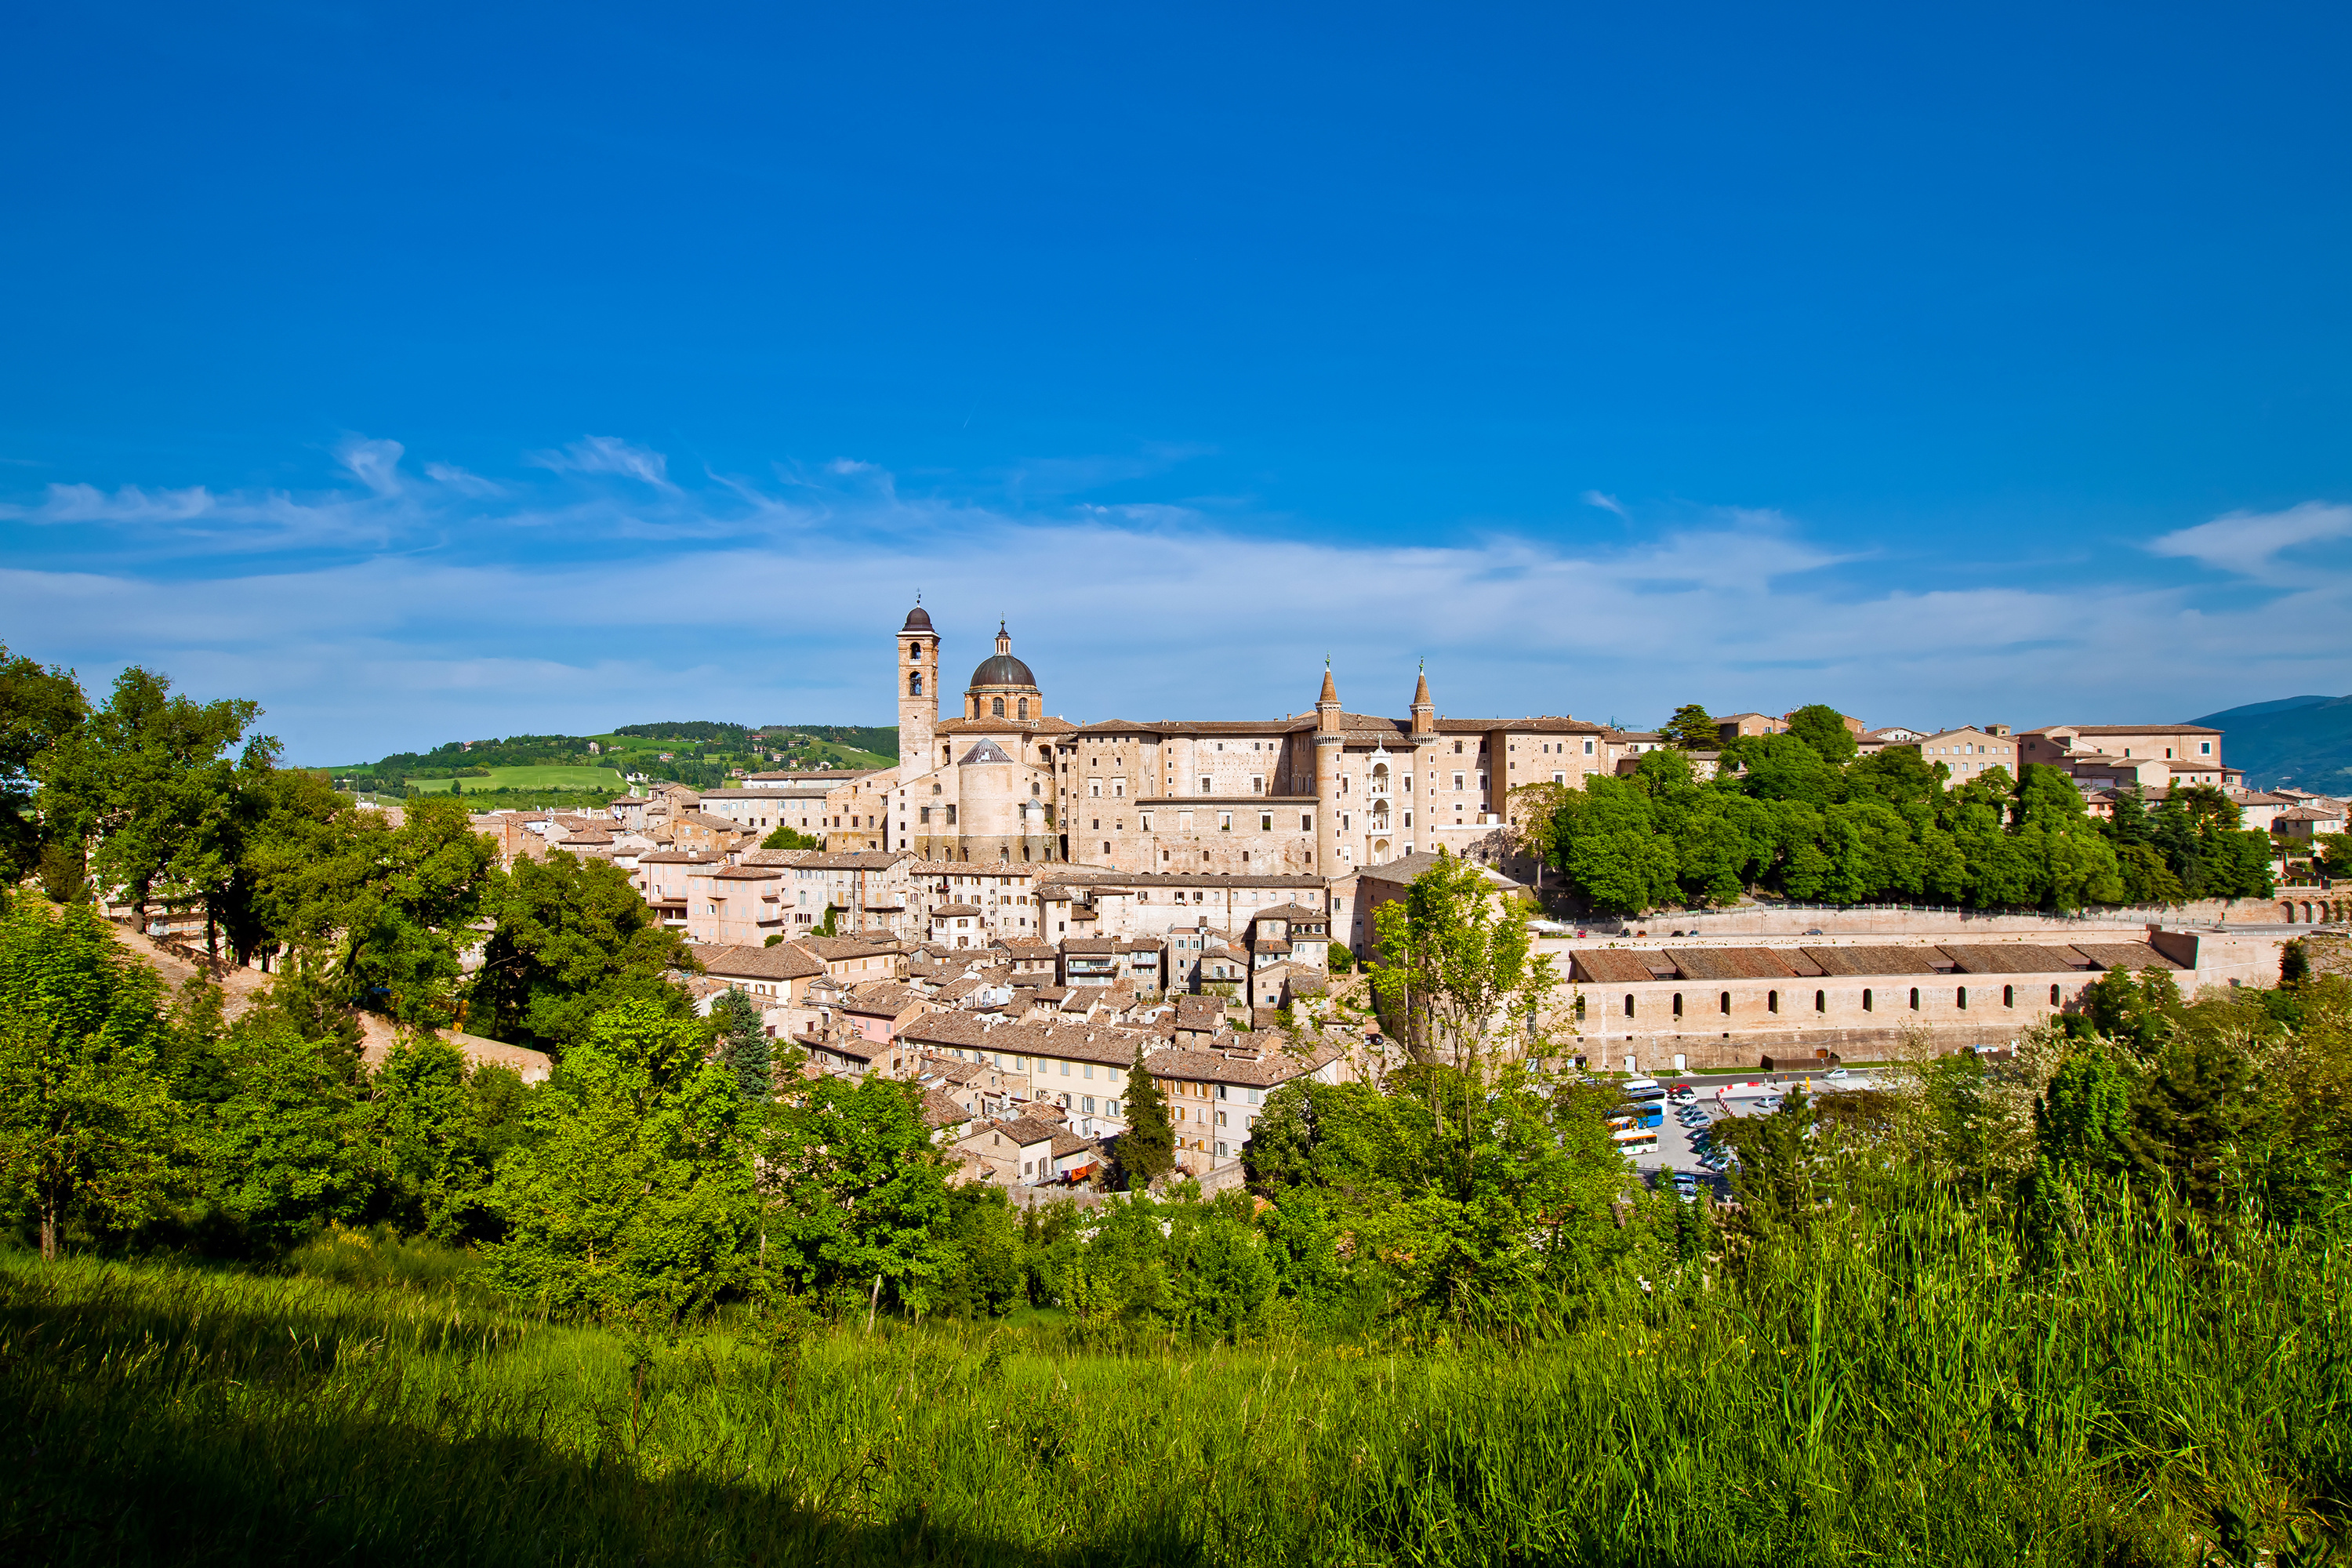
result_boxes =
[2190,695,2352,792]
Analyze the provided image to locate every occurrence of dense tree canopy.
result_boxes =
[1541,736,2274,915]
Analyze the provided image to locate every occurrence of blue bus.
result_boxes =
[1609,1105,1663,1131]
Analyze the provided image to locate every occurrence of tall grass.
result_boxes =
[2,1188,2344,1565]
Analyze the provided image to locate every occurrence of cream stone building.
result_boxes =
[832,603,1619,877]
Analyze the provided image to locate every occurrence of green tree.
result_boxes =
[2035,1042,2136,1180]
[1719,1090,1827,1245]
[2078,967,2185,1053]
[1118,1046,1176,1188]
[2125,1031,2252,1213]
[487,1000,753,1321]
[760,1073,954,1317]
[1661,704,1719,750]
[0,902,182,1258]
[469,849,697,1052]
[1783,705,1859,766]
[1244,1066,1625,1320]
[709,987,773,1101]
[1372,851,1553,1076]
[368,1034,499,1241]
[760,825,823,851]
[200,1003,376,1254]
[34,666,270,947]
[0,646,87,882]
[253,797,498,1028]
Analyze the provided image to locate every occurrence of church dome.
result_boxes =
[900,604,935,633]
[968,652,1036,689]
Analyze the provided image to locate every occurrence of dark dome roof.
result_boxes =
[900,605,934,633]
[968,652,1037,689]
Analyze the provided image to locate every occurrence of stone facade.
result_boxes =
[848,603,1632,879]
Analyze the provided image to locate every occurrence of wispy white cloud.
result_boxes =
[2147,501,2352,583]
[1581,489,1628,519]
[5,438,2348,758]
[335,436,405,497]
[525,434,676,490]
[423,460,506,497]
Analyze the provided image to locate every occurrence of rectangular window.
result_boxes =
[1060,1061,1070,1076]
[1250,775,1263,793]
[1088,779,1102,797]
[1083,1062,1094,1079]
[1141,813,1152,832]
[1219,812,1232,832]
[1260,812,1273,831]
[1082,1096,1095,1113]
[1112,778,1125,797]
[1300,811,1312,831]
[1106,1099,1120,1117]
[1199,776,1213,793]
[1453,771,1465,789]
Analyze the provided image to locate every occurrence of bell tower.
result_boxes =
[898,601,940,773]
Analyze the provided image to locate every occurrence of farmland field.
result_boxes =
[405,764,627,793]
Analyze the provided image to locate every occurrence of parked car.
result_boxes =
[1824,1067,1851,1083]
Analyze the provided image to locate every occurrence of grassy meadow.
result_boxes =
[405,765,628,794]
[7,1184,2346,1567]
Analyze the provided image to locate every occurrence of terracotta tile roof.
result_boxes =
[969,1116,1062,1149]
[688,942,826,981]
[899,1012,994,1050]
[840,982,923,1016]
[1143,1036,1343,1087]
[1662,947,1801,981]
[1936,943,2092,975]
[2069,942,2184,972]
[1568,949,1668,985]
[1802,946,1956,977]
[920,1087,973,1128]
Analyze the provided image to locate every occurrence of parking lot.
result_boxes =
[1624,1069,1881,1190]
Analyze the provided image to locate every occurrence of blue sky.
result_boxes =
[5,1,2349,762]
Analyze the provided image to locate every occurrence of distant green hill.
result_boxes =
[2191,695,2352,791]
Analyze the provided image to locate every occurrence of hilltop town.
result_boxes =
[289,602,2338,1194]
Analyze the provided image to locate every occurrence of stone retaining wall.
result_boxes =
[1583,897,2324,938]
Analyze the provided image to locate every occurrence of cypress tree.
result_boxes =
[1119,1046,1174,1189]
[710,988,772,1102]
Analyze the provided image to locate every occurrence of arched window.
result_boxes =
[1624,993,1635,1018]
[1574,995,1587,1021]
[1863,989,1873,1012]
[909,673,923,696]
[971,698,981,717]
[909,643,922,661]
[2050,983,2062,1007]
[1909,987,1921,1011]
[1768,990,1779,1013]
[2003,985,2015,1008]
[1719,991,1731,1015]
[1814,989,1826,1013]
[1671,992,1683,1018]
[1957,986,1969,1010]
[1018,698,1029,720]
[992,697,1005,717]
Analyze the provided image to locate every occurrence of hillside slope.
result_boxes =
[2192,694,2352,791]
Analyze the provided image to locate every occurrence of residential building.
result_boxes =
[1142,1033,1348,1167]
[1893,726,2020,782]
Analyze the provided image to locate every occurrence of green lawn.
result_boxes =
[406,765,627,794]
